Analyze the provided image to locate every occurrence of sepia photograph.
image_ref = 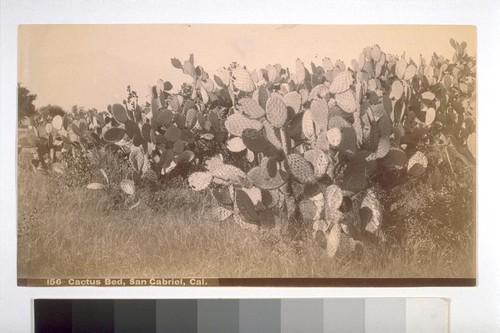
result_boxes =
[17,24,476,286]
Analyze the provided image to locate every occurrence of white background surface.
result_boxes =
[1,1,499,332]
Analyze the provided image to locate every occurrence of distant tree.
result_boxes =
[18,83,37,122]
[38,104,66,122]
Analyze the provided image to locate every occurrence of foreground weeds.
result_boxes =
[18,151,474,279]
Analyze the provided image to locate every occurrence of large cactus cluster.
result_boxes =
[187,40,476,257]
[18,40,476,258]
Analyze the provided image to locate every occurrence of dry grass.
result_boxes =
[17,151,475,280]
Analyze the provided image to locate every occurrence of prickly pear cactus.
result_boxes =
[21,42,474,259]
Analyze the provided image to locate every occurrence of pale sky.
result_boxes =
[18,25,476,112]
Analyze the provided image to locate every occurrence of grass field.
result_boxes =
[17,149,475,280]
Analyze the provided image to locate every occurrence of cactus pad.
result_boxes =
[283,91,302,114]
[371,45,381,62]
[205,155,224,169]
[390,80,404,100]
[325,184,343,212]
[404,64,417,81]
[207,162,246,183]
[112,104,128,123]
[310,99,329,132]
[201,78,215,93]
[337,127,357,157]
[375,136,390,159]
[159,149,175,168]
[141,123,153,142]
[238,98,266,119]
[226,136,247,152]
[173,140,184,154]
[125,120,141,140]
[103,127,126,143]
[304,149,330,178]
[247,165,286,190]
[185,108,198,129]
[120,179,135,196]
[211,187,233,205]
[262,120,282,149]
[407,151,428,176]
[164,125,182,142]
[157,110,174,127]
[129,146,145,173]
[211,206,233,222]
[295,59,306,84]
[256,85,269,110]
[309,84,329,101]
[424,65,435,81]
[51,115,63,130]
[176,150,195,164]
[174,113,186,129]
[421,91,436,102]
[327,127,342,147]
[266,96,288,128]
[425,107,436,125]
[215,67,230,87]
[285,111,304,142]
[287,153,315,184]
[232,66,256,92]
[188,172,213,191]
[395,58,407,80]
[343,151,377,194]
[266,65,278,83]
[329,70,353,94]
[242,128,269,153]
[209,110,220,132]
[235,189,259,222]
[301,109,316,142]
[70,122,81,137]
[299,199,321,221]
[225,113,263,137]
[180,129,196,144]
[78,120,88,135]
[182,60,196,78]
[359,207,373,228]
[45,123,53,134]
[335,90,356,113]
[169,95,181,112]
[328,115,351,129]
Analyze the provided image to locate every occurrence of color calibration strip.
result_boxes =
[34,298,448,333]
